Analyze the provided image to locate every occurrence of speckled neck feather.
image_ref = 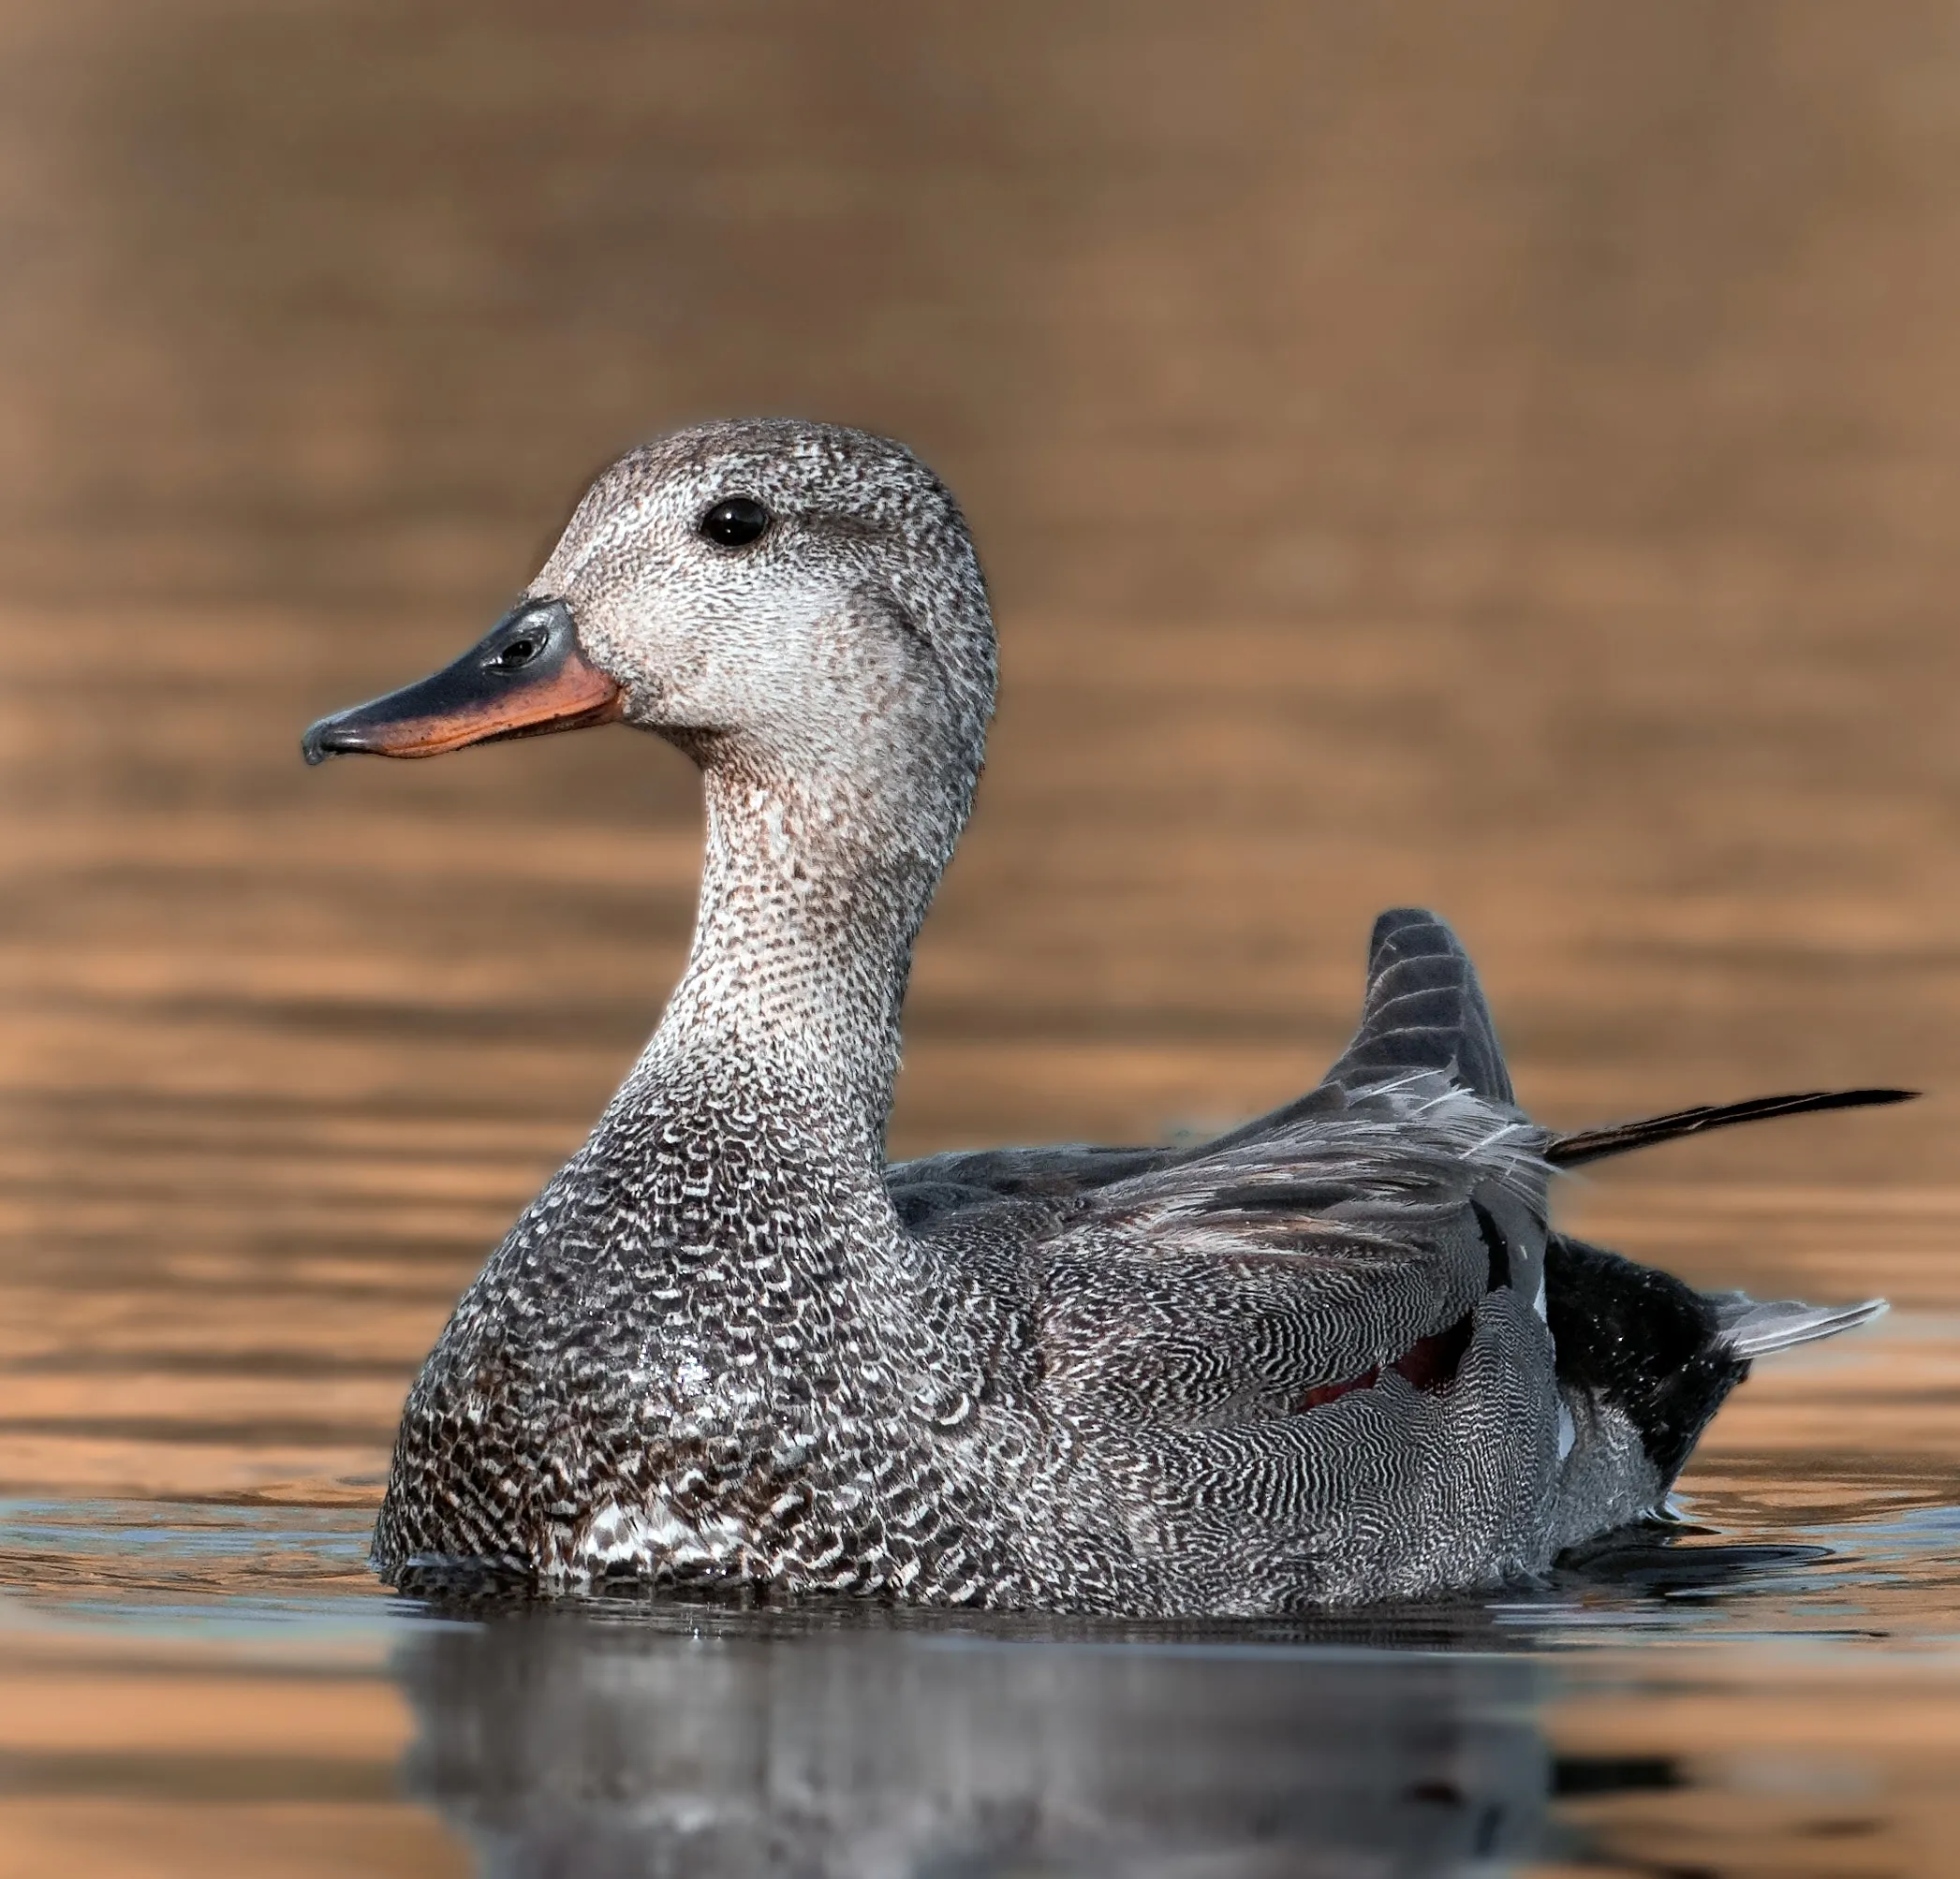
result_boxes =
[636,761,951,1168]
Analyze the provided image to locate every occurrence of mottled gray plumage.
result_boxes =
[334,418,1889,1613]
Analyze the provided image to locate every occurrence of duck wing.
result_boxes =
[954,917,1556,1606]
[890,1080,1915,1227]
[898,908,1553,1405]
[887,1143,1166,1228]
[1017,1073,1548,1426]
[1313,905,1515,1107]
[984,911,1554,1443]
[892,906,1896,1584]
[888,906,1520,1228]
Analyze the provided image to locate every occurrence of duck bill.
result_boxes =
[301,598,623,765]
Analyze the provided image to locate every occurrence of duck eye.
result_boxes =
[699,495,771,548]
[491,634,541,670]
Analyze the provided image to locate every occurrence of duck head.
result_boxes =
[302,418,998,862]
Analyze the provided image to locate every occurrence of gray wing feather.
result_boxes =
[1318,908,1516,1108]
[886,1145,1162,1227]
[1081,1076,1546,1231]
[894,913,1565,1601]
[1011,1077,1550,1420]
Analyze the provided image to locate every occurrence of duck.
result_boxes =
[302,418,1901,1614]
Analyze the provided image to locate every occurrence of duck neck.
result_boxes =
[636,763,951,1167]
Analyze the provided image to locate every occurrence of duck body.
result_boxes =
[309,418,1893,1614]
[374,1036,1560,1612]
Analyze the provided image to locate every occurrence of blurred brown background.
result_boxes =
[9,0,1960,1446]
[7,0,1959,1455]
[6,6,1960,1875]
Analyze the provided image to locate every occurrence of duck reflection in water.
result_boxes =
[392,1604,1550,1877]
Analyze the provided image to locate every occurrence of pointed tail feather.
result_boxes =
[1547,1088,1916,1169]
[1711,1293,1889,1358]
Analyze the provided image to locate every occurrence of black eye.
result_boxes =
[493,636,540,669]
[699,495,771,548]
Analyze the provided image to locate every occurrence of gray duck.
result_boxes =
[302,418,1898,1614]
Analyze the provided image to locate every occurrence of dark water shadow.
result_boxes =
[393,1607,1548,1877]
[387,1535,1823,1876]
